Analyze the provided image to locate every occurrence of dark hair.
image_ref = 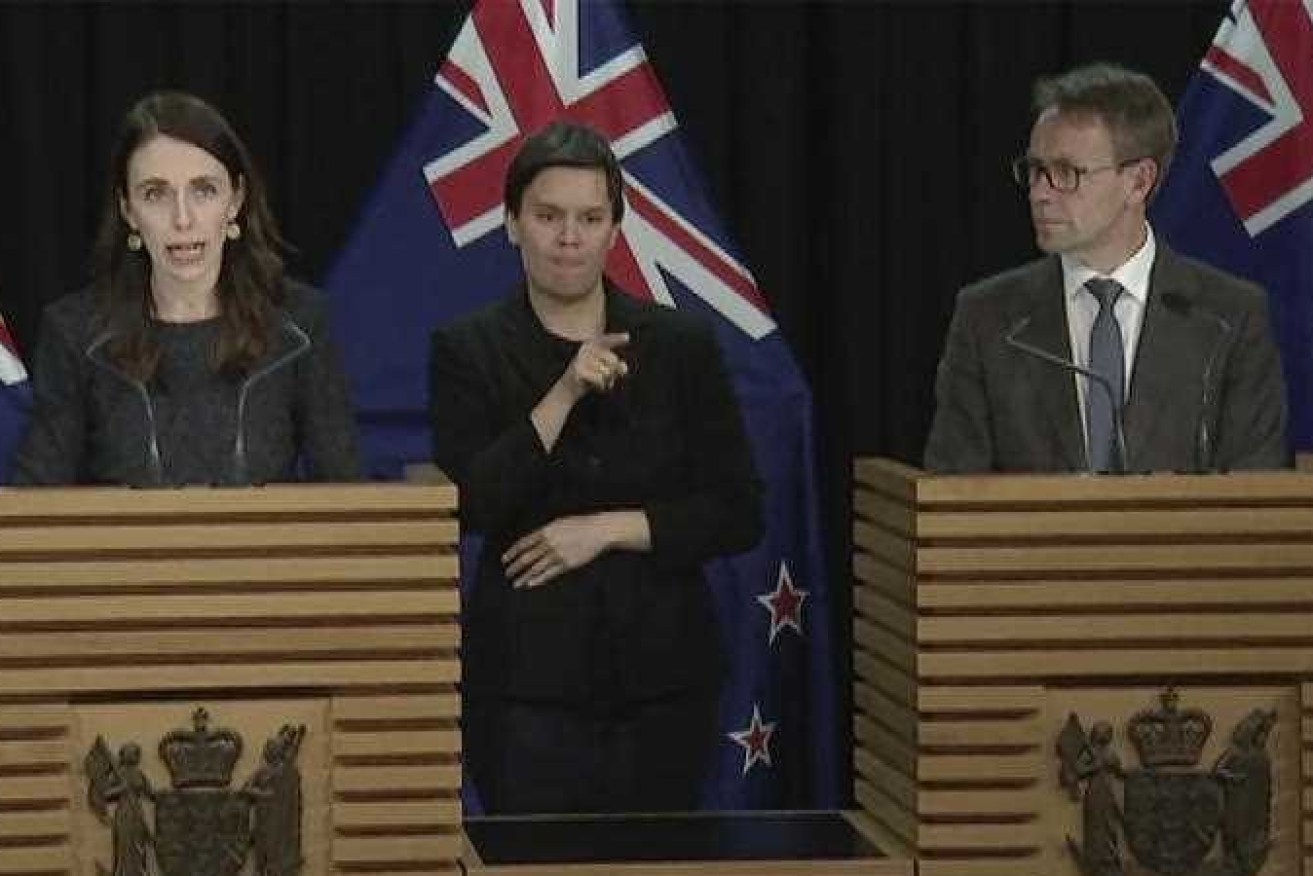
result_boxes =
[1033,62,1178,198]
[94,91,288,380]
[503,120,624,221]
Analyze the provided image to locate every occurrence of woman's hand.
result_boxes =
[502,510,650,588]
[531,332,629,452]
[562,332,630,398]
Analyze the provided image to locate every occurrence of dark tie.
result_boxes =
[1085,278,1125,472]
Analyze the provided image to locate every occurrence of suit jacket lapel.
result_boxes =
[1015,258,1086,470]
[1125,247,1209,469]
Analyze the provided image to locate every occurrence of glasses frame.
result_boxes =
[1011,155,1146,193]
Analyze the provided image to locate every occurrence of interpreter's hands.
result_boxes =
[564,332,630,397]
[503,514,613,588]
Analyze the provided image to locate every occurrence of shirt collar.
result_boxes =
[1061,223,1156,306]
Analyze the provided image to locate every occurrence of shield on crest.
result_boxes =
[1123,770,1222,875]
[154,788,251,876]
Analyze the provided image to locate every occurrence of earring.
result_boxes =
[126,231,142,252]
[226,220,242,241]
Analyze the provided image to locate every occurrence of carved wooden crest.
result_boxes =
[1056,688,1275,876]
[84,707,306,876]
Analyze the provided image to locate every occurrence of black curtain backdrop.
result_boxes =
[0,0,1228,803]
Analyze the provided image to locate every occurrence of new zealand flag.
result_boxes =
[325,0,839,808]
[0,315,30,483]
[1153,0,1313,451]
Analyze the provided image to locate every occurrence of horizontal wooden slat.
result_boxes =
[853,749,915,808]
[919,543,1313,576]
[0,520,458,556]
[919,717,1040,749]
[0,590,458,626]
[852,457,922,501]
[853,685,917,737]
[920,613,1313,644]
[333,834,463,864]
[0,811,70,840]
[0,659,457,696]
[920,648,1313,679]
[0,706,70,733]
[0,555,457,590]
[918,860,1046,876]
[0,739,67,768]
[854,715,915,774]
[853,554,915,603]
[916,686,1042,715]
[919,787,1041,818]
[853,651,916,702]
[854,521,915,572]
[918,577,1313,610]
[853,489,916,537]
[0,483,457,518]
[0,625,457,661]
[909,468,1313,505]
[854,779,917,847]
[916,507,1313,539]
[854,618,915,672]
[0,775,70,805]
[334,694,461,724]
[333,729,461,759]
[334,800,461,830]
[854,589,915,639]
[919,821,1041,852]
[0,845,70,873]
[333,764,462,796]
[918,752,1042,783]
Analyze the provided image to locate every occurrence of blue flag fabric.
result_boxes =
[325,0,839,809]
[1153,0,1313,451]
[0,319,31,484]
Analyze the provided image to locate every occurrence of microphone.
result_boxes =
[1004,315,1128,474]
[1159,292,1234,472]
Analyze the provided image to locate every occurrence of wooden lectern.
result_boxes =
[852,458,1313,876]
[0,483,461,875]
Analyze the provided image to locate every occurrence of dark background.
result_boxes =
[0,0,1229,801]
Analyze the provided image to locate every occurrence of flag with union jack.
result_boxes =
[325,0,840,809]
[0,314,31,483]
[1153,0,1313,451]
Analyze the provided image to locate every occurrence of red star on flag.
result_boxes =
[756,560,808,644]
[727,704,776,776]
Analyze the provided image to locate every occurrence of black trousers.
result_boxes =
[464,689,720,814]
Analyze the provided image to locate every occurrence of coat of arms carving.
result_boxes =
[1056,688,1275,876]
[84,707,306,876]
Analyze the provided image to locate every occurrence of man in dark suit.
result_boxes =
[924,63,1290,473]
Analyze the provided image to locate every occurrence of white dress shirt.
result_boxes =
[1061,225,1156,446]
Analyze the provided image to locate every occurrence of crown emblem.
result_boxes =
[158,707,243,788]
[1126,688,1212,768]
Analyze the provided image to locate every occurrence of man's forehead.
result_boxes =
[1029,109,1115,156]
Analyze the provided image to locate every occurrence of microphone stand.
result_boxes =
[1004,317,1129,474]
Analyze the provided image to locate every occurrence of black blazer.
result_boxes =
[429,287,762,703]
[924,246,1291,473]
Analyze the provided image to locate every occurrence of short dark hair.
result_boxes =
[1033,62,1178,197]
[503,120,624,221]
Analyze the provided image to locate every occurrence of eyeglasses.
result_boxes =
[1011,156,1143,193]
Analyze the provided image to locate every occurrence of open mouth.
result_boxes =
[166,242,206,263]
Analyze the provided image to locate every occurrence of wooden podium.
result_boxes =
[0,483,461,875]
[852,458,1313,876]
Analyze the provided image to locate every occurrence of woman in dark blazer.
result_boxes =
[430,121,762,813]
[14,91,359,485]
